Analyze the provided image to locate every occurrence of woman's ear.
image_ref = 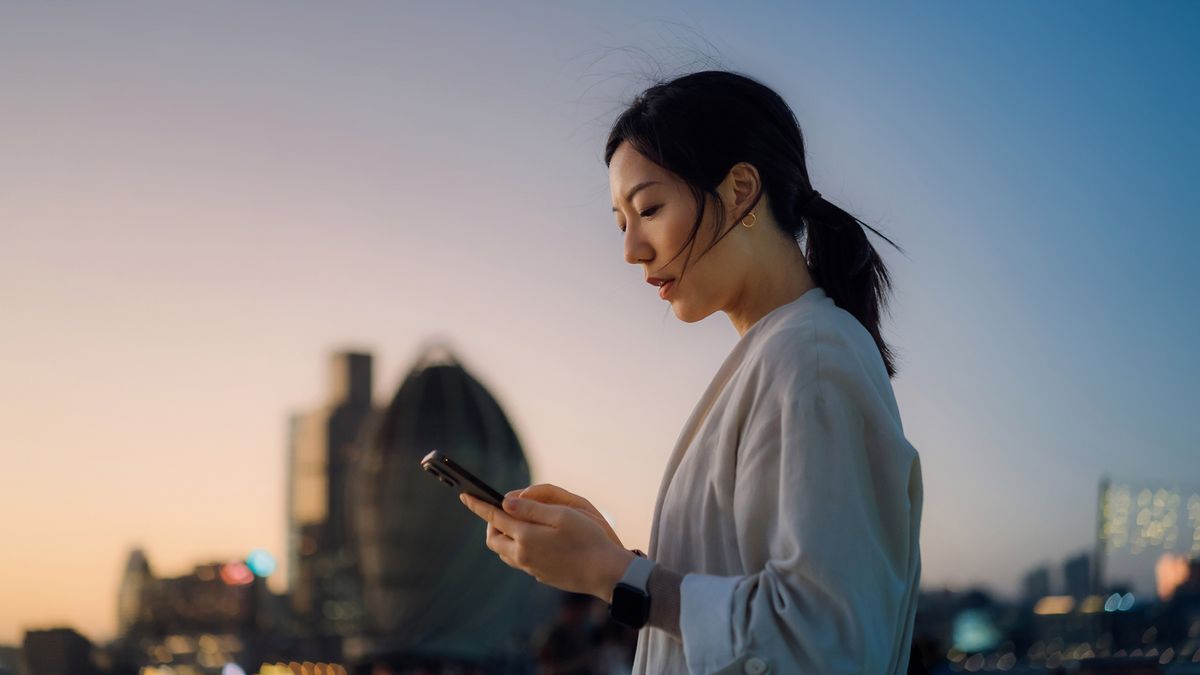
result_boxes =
[720,161,761,219]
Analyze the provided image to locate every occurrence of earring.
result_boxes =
[741,211,757,228]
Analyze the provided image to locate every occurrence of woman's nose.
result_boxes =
[623,228,652,266]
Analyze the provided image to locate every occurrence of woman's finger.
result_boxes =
[487,523,511,543]
[487,524,520,568]
[461,493,529,538]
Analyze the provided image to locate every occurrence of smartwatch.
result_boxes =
[609,548,654,629]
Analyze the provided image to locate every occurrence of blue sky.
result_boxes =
[1,0,1196,642]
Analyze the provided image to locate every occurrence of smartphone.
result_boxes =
[420,449,506,509]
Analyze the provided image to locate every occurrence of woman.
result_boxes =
[461,69,924,674]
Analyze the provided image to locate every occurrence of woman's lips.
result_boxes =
[658,279,675,299]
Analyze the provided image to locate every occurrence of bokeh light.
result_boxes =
[245,548,276,577]
[219,561,254,586]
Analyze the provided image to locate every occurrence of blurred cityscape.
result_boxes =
[2,344,1199,675]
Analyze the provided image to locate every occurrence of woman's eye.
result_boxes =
[617,205,659,233]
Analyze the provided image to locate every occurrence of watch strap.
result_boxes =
[618,552,656,591]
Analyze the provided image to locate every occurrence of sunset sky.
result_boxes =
[1,1,1196,645]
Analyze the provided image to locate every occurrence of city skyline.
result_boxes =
[2,1,1196,645]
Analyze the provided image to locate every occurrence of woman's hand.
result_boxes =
[505,483,625,550]
[459,490,635,603]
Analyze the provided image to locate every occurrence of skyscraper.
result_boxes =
[116,548,153,638]
[1095,473,1200,598]
[286,350,376,633]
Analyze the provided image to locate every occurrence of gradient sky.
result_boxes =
[1,1,1196,646]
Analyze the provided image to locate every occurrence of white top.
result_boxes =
[631,286,924,674]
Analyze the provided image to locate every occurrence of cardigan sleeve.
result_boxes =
[676,359,919,674]
[646,562,684,639]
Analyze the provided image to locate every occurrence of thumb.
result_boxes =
[503,496,558,525]
[505,486,538,500]
[515,483,579,507]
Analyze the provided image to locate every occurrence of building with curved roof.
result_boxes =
[345,339,559,668]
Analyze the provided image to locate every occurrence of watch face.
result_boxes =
[610,582,649,628]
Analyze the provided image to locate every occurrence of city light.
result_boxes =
[219,561,254,586]
[245,549,276,578]
[1119,591,1135,611]
[1032,595,1075,615]
[1103,591,1137,612]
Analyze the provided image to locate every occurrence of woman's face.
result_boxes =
[609,140,750,322]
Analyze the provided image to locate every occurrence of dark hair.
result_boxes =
[605,70,905,379]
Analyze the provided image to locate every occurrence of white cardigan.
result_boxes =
[630,286,924,674]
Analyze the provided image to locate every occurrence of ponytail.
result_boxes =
[790,189,905,378]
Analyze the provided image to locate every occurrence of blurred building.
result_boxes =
[345,340,559,671]
[1095,473,1200,599]
[286,350,376,638]
[111,547,290,671]
[20,629,98,675]
[1022,564,1053,604]
[1064,552,1092,600]
[116,550,272,638]
[0,645,25,675]
[116,549,154,637]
